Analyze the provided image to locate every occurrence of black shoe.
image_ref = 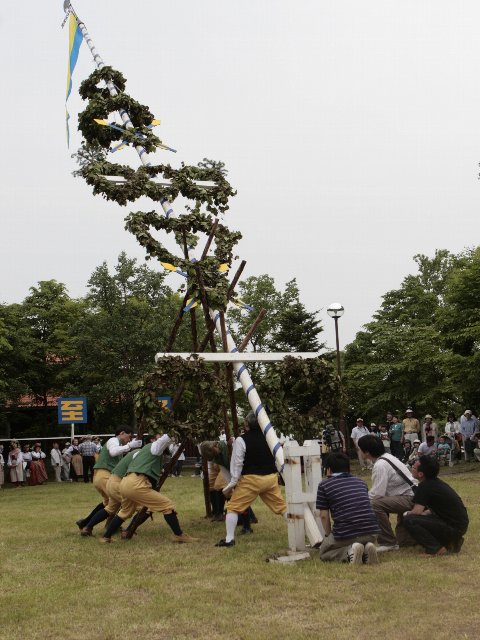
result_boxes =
[76,519,86,530]
[449,537,464,553]
[215,539,235,547]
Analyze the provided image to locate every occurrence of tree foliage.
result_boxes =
[344,248,480,422]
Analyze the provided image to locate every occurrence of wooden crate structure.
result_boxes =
[283,439,324,552]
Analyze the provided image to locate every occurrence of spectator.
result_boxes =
[407,439,421,467]
[402,408,420,445]
[8,440,24,488]
[351,418,371,471]
[0,445,4,488]
[378,425,391,454]
[316,452,380,565]
[22,444,32,481]
[50,442,63,482]
[357,435,417,552]
[421,415,438,442]
[169,439,185,477]
[389,416,404,460]
[403,456,468,556]
[418,435,437,457]
[459,410,479,461]
[444,413,460,439]
[402,440,412,464]
[321,424,346,471]
[30,443,48,485]
[369,423,379,435]
[78,435,98,483]
[473,432,480,463]
[61,442,72,481]
[93,437,102,461]
[436,436,451,466]
[67,438,83,481]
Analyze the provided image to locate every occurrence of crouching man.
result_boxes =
[316,453,380,564]
[403,455,468,556]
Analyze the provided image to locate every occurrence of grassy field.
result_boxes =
[1,465,479,640]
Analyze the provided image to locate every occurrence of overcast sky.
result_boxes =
[1,1,479,351]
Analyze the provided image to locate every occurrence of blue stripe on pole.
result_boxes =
[246,384,254,396]
[231,347,238,353]
[214,313,220,324]
[255,403,263,416]
[273,442,281,456]
[236,365,246,381]
[263,423,272,435]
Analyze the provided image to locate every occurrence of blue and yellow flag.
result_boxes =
[65,13,83,146]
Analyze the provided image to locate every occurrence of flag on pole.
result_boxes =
[65,13,83,146]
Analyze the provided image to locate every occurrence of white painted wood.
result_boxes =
[104,176,217,189]
[155,352,321,363]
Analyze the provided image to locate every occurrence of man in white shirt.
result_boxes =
[50,442,63,482]
[350,418,371,471]
[358,434,417,552]
[215,411,286,548]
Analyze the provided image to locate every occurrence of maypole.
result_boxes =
[62,0,285,474]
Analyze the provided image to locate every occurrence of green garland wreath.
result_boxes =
[134,357,228,440]
[258,356,344,441]
[75,67,241,310]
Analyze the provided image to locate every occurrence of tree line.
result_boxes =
[0,253,323,437]
[344,247,480,425]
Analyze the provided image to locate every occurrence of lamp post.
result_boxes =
[327,303,346,449]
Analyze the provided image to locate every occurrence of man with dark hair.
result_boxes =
[215,411,286,548]
[76,426,142,535]
[358,435,417,552]
[403,456,468,556]
[316,453,379,564]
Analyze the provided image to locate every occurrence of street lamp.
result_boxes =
[327,303,344,378]
[327,303,346,449]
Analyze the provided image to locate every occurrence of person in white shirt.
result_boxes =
[8,441,24,487]
[50,442,63,482]
[76,426,141,534]
[30,443,48,485]
[350,418,371,471]
[169,440,186,477]
[358,434,417,552]
[0,445,4,488]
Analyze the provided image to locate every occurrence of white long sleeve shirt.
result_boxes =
[151,435,171,456]
[228,437,246,488]
[369,453,416,499]
[51,449,62,465]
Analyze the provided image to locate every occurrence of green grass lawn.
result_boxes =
[1,466,479,640]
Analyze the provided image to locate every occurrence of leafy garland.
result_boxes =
[133,357,227,440]
[75,66,240,310]
[258,357,344,441]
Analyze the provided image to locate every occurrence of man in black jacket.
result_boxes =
[215,411,286,547]
[403,455,468,556]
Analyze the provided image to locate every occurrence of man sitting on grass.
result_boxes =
[316,452,380,564]
[403,455,468,557]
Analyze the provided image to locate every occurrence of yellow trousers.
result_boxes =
[117,473,175,520]
[93,468,112,506]
[227,473,286,515]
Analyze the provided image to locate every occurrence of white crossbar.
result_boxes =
[104,176,217,189]
[154,352,320,363]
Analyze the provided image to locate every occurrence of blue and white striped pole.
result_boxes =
[64,1,284,474]
[64,1,152,168]
[210,309,285,475]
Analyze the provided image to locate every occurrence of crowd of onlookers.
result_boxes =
[348,408,480,470]
[0,435,104,488]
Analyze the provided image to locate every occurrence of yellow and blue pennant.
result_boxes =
[65,13,83,146]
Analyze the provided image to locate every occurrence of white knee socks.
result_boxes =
[225,512,238,542]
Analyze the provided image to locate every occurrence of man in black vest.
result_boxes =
[215,411,286,547]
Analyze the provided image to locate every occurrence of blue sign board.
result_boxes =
[157,395,172,410]
[58,396,88,424]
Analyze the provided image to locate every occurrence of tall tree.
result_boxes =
[273,279,324,352]
[344,250,458,421]
[70,253,193,426]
